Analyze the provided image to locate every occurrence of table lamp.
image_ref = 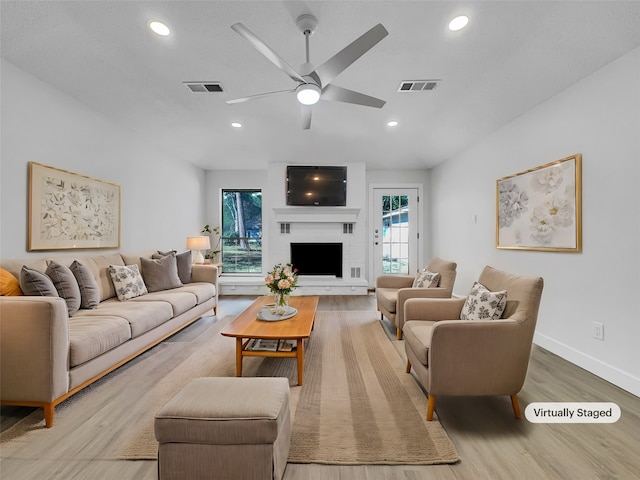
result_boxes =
[186,236,211,264]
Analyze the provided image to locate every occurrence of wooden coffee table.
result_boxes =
[221,296,319,386]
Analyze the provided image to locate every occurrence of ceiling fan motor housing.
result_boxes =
[297,14,318,35]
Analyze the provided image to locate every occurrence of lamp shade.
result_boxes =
[186,236,211,250]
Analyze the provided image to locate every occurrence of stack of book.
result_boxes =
[247,339,297,352]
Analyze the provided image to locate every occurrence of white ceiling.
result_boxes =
[2,1,640,171]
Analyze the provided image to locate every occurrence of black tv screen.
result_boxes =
[286,166,347,206]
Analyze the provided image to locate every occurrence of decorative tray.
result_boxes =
[257,306,298,322]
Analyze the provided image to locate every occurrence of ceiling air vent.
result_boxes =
[183,82,224,93]
[397,80,440,92]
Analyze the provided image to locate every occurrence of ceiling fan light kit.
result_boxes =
[227,14,388,129]
[296,83,321,105]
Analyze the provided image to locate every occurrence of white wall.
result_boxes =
[0,60,207,260]
[429,47,640,396]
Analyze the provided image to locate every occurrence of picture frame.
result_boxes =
[29,162,121,250]
[496,154,582,252]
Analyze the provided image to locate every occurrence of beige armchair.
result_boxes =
[376,257,457,339]
[403,266,544,421]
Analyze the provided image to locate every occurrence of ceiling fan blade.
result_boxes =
[301,105,312,130]
[321,84,386,108]
[312,23,388,87]
[231,23,306,84]
[226,89,295,105]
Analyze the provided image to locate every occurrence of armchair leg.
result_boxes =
[405,359,412,374]
[426,395,436,421]
[396,327,402,340]
[511,394,522,419]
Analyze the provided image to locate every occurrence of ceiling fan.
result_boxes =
[226,14,388,129]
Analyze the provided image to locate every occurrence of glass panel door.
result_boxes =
[373,188,418,276]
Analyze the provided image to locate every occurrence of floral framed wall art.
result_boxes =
[496,154,582,252]
[29,162,121,250]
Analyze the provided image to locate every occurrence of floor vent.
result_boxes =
[397,80,440,92]
[280,223,291,234]
[183,82,224,93]
[351,267,361,279]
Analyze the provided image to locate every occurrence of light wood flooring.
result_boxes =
[1,294,639,479]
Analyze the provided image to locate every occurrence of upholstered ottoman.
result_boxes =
[154,377,291,480]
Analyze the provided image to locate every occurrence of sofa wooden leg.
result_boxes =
[511,394,522,419]
[396,328,402,340]
[426,395,436,421]
[405,359,412,374]
[44,403,55,428]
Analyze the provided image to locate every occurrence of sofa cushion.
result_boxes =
[154,250,193,284]
[80,299,174,337]
[70,260,100,309]
[46,262,82,316]
[1,268,23,296]
[375,287,398,314]
[403,321,434,365]
[76,254,126,302]
[130,290,197,317]
[20,266,59,297]
[460,281,507,321]
[68,315,132,367]
[109,264,148,301]
[176,282,216,304]
[140,253,183,292]
[412,269,440,288]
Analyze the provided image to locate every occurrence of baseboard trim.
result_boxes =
[534,332,640,397]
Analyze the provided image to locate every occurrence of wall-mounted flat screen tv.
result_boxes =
[286,166,347,206]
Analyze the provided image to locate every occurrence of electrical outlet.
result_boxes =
[592,322,604,341]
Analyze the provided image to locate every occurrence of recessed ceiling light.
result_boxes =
[231,122,242,128]
[149,20,170,36]
[387,121,398,127]
[449,15,469,31]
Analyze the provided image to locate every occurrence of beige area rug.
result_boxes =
[1,311,459,465]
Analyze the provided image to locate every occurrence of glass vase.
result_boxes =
[273,292,289,315]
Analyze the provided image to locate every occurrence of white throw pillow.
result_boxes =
[412,269,440,288]
[460,281,507,321]
[108,264,148,301]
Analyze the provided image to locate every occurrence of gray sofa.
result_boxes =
[0,252,218,427]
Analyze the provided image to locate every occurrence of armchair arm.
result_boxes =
[403,297,466,322]
[375,275,415,289]
[0,297,70,403]
[396,288,455,330]
[428,319,531,396]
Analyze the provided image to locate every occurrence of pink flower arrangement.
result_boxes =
[265,263,298,295]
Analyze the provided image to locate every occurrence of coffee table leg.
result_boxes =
[236,338,243,377]
[296,338,304,386]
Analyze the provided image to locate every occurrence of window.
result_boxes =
[221,190,262,273]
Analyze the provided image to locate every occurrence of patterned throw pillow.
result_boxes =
[412,269,440,288]
[460,281,507,321]
[108,264,148,301]
[46,262,82,316]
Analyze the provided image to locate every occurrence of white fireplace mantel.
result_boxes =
[273,207,360,223]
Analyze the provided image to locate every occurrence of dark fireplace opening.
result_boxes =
[290,243,343,278]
